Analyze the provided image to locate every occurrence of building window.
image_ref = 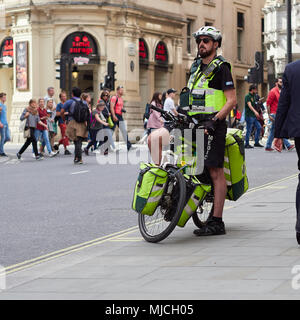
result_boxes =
[237,12,244,61]
[261,18,266,64]
[187,19,194,54]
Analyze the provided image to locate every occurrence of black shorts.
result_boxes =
[203,119,227,168]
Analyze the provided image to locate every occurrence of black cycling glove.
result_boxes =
[205,117,219,136]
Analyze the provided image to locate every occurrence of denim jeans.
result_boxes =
[34,129,52,154]
[113,115,132,150]
[245,116,261,145]
[0,124,10,154]
[266,114,291,149]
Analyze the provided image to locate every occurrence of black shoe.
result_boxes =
[0,153,7,157]
[84,147,89,156]
[245,144,254,149]
[297,232,300,245]
[64,150,71,155]
[194,219,226,237]
[74,159,83,164]
[35,155,44,161]
[16,153,21,160]
[254,143,264,148]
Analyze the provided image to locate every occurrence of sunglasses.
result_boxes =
[196,38,212,45]
[103,94,110,97]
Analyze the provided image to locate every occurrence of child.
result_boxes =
[84,100,108,156]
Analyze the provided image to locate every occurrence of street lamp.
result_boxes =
[72,66,79,79]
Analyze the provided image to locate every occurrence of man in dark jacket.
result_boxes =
[274,60,300,245]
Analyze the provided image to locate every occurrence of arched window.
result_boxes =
[155,41,168,66]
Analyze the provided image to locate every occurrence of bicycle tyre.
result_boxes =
[138,166,186,243]
[192,192,214,228]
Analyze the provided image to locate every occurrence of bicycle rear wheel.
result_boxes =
[192,191,214,228]
[138,166,186,243]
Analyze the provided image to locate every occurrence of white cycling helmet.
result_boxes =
[193,26,222,48]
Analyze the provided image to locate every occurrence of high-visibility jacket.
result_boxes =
[184,56,231,116]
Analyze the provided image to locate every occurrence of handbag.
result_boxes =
[107,116,114,128]
[23,127,31,139]
[19,119,26,132]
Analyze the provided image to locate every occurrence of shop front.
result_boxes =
[0,36,13,122]
[60,31,100,104]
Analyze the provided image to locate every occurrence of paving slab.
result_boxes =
[1,175,300,300]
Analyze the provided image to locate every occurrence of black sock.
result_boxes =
[212,216,223,223]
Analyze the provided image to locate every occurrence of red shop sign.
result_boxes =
[62,32,98,57]
[155,42,168,64]
[139,39,148,61]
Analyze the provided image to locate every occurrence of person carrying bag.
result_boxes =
[17,99,48,160]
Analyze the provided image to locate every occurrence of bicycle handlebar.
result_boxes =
[150,105,204,130]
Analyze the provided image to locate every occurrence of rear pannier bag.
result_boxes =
[132,163,169,216]
[224,128,249,201]
[177,176,210,228]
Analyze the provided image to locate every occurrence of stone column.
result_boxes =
[10,13,33,143]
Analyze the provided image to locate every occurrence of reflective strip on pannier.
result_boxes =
[177,176,208,228]
[132,163,169,216]
[225,128,249,201]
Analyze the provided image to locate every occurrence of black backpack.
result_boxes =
[144,103,151,120]
[72,99,90,123]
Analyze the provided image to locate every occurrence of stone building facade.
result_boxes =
[263,0,300,82]
[0,0,266,142]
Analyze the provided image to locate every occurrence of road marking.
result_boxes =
[71,170,90,175]
[2,225,140,276]
[2,174,298,276]
[109,237,143,242]
[246,174,298,194]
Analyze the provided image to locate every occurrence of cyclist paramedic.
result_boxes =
[185,26,237,236]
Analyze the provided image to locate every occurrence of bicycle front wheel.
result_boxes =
[138,166,186,243]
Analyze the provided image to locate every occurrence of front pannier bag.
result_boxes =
[132,163,169,216]
[224,129,249,201]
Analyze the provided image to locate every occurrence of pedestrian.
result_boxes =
[161,91,168,106]
[162,88,179,134]
[34,98,57,157]
[163,88,178,116]
[265,78,294,152]
[46,99,57,151]
[98,90,117,152]
[17,99,48,160]
[81,93,93,149]
[273,60,300,245]
[231,105,242,129]
[110,86,133,151]
[54,91,71,155]
[44,86,56,109]
[0,92,10,157]
[147,92,164,135]
[64,87,89,164]
[84,100,108,156]
[244,84,264,149]
[81,93,92,110]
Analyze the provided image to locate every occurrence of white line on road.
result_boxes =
[70,170,90,175]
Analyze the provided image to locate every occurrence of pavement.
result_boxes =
[0,171,300,300]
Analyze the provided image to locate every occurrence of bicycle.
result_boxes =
[137,106,215,243]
